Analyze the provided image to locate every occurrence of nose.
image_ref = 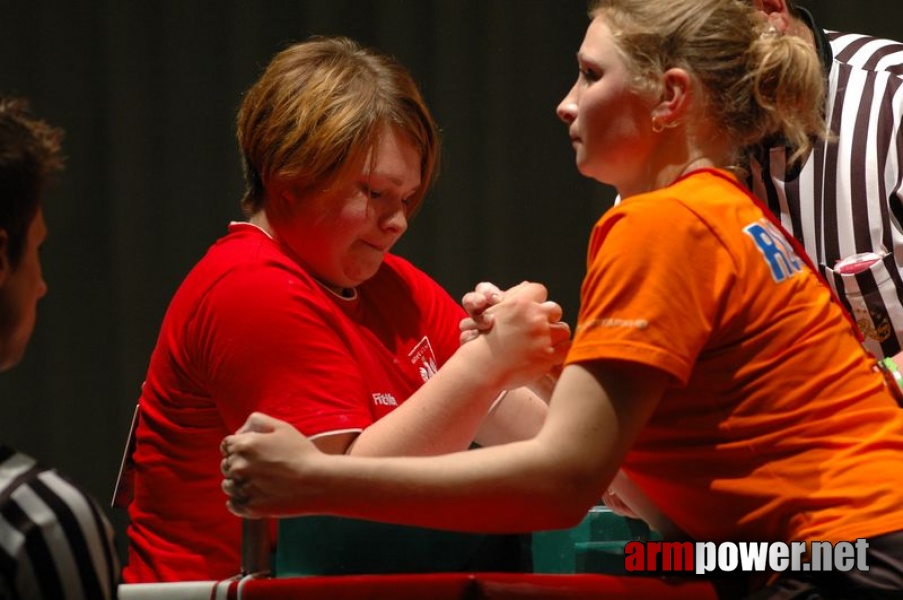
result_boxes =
[557,94,577,125]
[38,278,47,300]
[381,203,408,235]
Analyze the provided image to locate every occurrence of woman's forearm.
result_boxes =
[296,438,597,531]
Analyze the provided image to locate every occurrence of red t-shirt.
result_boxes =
[124,223,465,582]
[567,169,903,544]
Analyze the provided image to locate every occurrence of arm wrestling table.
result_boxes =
[118,514,721,599]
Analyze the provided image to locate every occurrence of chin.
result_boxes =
[348,273,377,288]
[0,350,24,373]
[0,330,32,373]
[349,261,384,285]
[576,163,602,182]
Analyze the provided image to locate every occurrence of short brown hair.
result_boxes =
[0,97,63,267]
[237,37,440,216]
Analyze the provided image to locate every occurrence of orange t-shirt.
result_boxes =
[566,169,903,543]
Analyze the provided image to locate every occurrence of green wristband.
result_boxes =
[879,357,903,401]
[882,356,901,374]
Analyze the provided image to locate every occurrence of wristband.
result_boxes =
[878,357,903,404]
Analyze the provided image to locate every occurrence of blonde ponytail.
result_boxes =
[747,24,826,163]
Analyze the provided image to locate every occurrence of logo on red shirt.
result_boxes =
[408,336,438,383]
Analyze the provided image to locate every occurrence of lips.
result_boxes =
[362,239,392,253]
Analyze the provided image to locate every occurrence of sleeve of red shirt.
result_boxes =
[189,261,374,434]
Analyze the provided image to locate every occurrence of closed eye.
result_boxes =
[360,184,384,200]
[579,66,601,83]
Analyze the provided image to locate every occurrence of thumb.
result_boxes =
[503,281,548,303]
[474,281,503,301]
[238,411,281,434]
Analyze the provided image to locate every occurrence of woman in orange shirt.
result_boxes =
[221,0,903,596]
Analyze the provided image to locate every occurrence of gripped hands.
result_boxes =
[220,412,322,519]
[465,281,571,390]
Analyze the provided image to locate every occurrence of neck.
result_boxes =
[658,155,719,189]
[620,130,733,199]
[678,156,722,178]
[248,211,273,235]
[663,120,737,187]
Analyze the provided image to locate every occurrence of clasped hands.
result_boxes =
[459,281,571,390]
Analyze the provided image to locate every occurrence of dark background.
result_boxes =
[0,0,899,569]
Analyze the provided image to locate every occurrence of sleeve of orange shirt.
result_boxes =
[567,193,737,387]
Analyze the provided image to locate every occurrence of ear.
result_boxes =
[651,68,692,127]
[260,178,296,223]
[0,230,10,287]
[754,0,785,14]
[753,0,794,33]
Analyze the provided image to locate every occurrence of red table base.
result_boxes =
[230,573,719,599]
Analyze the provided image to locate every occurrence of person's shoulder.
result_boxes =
[0,443,39,492]
[625,170,753,231]
[625,170,739,210]
[0,444,101,517]
[175,221,284,284]
[187,222,315,298]
[1,444,78,494]
[827,30,903,75]
[210,221,277,256]
[0,445,118,600]
[600,184,693,240]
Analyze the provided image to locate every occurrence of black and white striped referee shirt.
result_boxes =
[749,10,903,359]
[0,445,119,599]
